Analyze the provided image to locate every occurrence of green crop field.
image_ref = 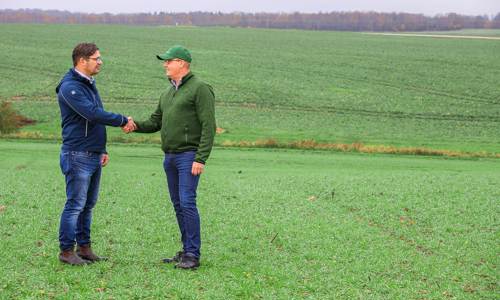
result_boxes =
[408,29,500,37]
[0,24,499,154]
[0,140,498,299]
[0,24,499,299]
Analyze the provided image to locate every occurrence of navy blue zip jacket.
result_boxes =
[56,68,127,153]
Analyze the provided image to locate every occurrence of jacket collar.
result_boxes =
[70,68,95,85]
[170,72,194,89]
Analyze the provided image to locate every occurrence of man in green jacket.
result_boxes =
[124,45,216,269]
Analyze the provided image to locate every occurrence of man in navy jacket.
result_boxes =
[56,42,132,265]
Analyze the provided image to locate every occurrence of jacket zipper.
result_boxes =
[91,93,97,104]
[184,126,188,143]
[87,88,99,137]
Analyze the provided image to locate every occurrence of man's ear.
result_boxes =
[78,57,86,66]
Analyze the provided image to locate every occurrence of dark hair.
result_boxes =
[72,43,99,66]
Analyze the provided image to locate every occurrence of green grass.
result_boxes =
[0,140,498,299]
[0,23,498,299]
[0,24,499,154]
[408,29,500,37]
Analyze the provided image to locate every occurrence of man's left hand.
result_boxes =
[101,154,109,167]
[191,162,204,175]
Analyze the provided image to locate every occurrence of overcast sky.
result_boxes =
[1,0,498,16]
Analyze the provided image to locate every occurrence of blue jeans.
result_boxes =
[59,151,102,251]
[163,151,201,258]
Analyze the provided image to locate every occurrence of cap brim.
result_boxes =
[157,53,175,60]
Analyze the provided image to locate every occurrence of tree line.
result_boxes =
[1,9,499,31]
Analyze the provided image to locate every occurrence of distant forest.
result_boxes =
[1,9,499,31]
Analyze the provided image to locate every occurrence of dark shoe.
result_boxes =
[175,254,200,269]
[162,251,184,263]
[59,249,90,265]
[76,244,108,262]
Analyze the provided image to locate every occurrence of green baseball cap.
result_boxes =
[156,45,192,63]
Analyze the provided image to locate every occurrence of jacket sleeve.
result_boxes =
[194,83,216,164]
[59,83,127,127]
[134,100,163,133]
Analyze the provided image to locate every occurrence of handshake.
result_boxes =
[122,116,137,133]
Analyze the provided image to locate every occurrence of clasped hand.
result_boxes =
[122,116,137,133]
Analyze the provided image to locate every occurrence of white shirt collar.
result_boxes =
[74,68,95,84]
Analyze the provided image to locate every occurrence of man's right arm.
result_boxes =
[133,101,163,133]
[59,83,127,127]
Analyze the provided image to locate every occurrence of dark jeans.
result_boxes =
[163,151,201,258]
[59,151,102,251]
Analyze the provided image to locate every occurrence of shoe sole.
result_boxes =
[174,264,200,270]
[59,258,91,265]
[76,254,108,262]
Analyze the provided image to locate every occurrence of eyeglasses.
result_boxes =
[87,56,102,62]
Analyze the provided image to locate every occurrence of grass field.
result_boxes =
[0,24,499,154]
[407,29,500,37]
[0,140,498,299]
[0,24,499,299]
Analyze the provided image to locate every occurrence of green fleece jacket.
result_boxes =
[135,72,216,164]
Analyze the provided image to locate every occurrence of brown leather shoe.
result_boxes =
[59,249,90,265]
[76,244,108,262]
